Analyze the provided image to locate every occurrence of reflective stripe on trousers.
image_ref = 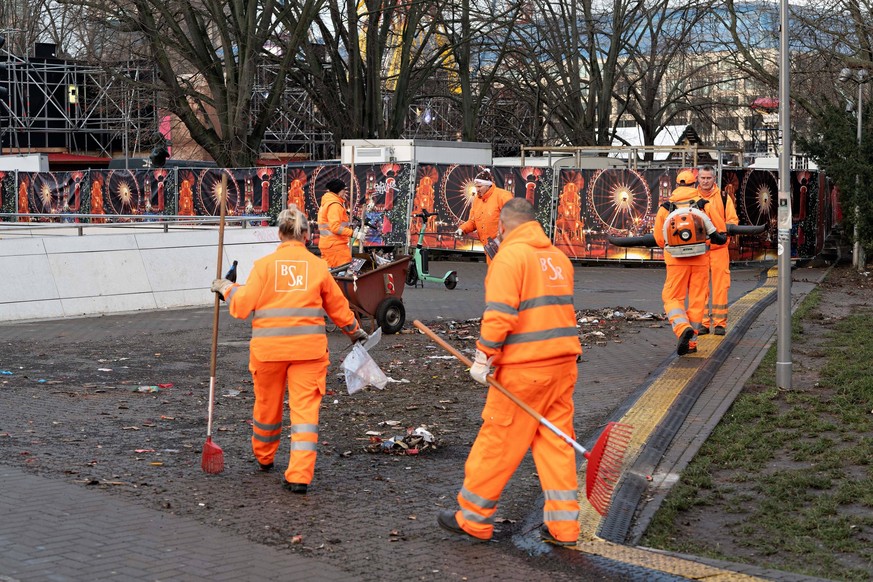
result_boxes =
[248,352,329,485]
[453,359,580,542]
[703,246,731,328]
[662,263,708,343]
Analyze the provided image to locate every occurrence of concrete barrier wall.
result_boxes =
[0,228,280,322]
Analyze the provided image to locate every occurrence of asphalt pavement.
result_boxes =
[0,259,833,582]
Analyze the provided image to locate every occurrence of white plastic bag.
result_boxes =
[342,333,388,394]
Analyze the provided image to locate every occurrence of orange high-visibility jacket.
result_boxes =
[697,185,738,252]
[654,186,727,267]
[225,239,361,362]
[317,192,354,253]
[459,185,514,245]
[476,220,582,367]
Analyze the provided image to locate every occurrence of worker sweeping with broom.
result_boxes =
[211,204,367,494]
[436,198,583,546]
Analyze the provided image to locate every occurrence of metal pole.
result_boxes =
[854,81,865,271]
[776,0,793,390]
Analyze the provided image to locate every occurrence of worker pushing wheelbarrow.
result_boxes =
[331,254,412,334]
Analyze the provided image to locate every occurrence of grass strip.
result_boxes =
[641,288,873,581]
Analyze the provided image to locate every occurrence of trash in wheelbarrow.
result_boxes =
[331,257,367,277]
[343,329,388,394]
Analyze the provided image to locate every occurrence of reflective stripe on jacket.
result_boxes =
[654,186,727,266]
[460,185,514,245]
[476,220,582,367]
[697,185,739,251]
[226,240,360,361]
[317,192,353,251]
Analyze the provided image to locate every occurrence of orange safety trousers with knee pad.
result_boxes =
[663,264,709,350]
[703,246,731,329]
[454,359,580,542]
[249,352,329,485]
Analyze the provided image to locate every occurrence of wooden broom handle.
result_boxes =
[412,320,589,456]
[412,320,544,422]
[209,174,228,381]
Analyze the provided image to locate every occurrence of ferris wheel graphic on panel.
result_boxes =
[587,169,652,234]
[439,164,479,223]
[740,170,778,227]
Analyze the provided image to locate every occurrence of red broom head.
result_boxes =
[584,422,633,515]
[201,436,224,474]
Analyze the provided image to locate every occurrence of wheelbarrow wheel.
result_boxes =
[406,264,418,287]
[375,297,405,334]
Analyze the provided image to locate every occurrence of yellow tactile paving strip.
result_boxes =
[573,267,778,579]
[577,540,764,581]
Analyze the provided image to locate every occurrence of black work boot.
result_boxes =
[437,510,489,543]
[697,326,710,336]
[282,479,308,494]
[714,326,726,336]
[540,524,576,547]
[677,328,695,356]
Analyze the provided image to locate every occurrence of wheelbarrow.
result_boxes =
[332,255,411,334]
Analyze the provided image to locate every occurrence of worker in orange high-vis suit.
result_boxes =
[454,169,513,263]
[654,170,727,356]
[317,178,369,268]
[438,198,583,547]
[696,165,738,337]
[211,204,367,494]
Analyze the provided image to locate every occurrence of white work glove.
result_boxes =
[469,349,494,386]
[211,278,234,301]
[349,328,369,344]
[352,227,368,241]
[454,228,464,239]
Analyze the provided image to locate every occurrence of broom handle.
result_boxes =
[207,174,229,439]
[413,320,588,456]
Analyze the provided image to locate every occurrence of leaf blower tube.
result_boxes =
[607,223,767,248]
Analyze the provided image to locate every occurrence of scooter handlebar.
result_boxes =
[413,209,438,221]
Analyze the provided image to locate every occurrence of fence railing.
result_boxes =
[0,213,264,236]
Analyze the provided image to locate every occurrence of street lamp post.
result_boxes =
[838,67,870,271]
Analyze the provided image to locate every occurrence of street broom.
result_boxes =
[202,174,229,474]
[413,320,632,516]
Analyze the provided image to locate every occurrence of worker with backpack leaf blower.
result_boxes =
[211,205,368,494]
[654,170,727,356]
[437,198,584,546]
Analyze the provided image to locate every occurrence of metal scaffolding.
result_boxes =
[0,46,160,157]
[0,50,337,161]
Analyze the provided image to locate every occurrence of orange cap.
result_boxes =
[676,170,697,185]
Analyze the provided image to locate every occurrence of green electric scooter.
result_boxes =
[406,210,458,289]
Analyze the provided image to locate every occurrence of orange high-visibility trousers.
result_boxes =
[703,247,731,329]
[662,264,709,350]
[320,243,352,269]
[249,352,329,485]
[453,360,580,542]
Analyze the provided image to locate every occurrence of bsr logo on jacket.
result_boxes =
[537,253,565,282]
[275,261,309,291]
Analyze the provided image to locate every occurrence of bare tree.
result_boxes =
[57,0,322,167]
[288,0,457,147]
[612,2,734,155]
[496,0,644,148]
[0,0,88,57]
